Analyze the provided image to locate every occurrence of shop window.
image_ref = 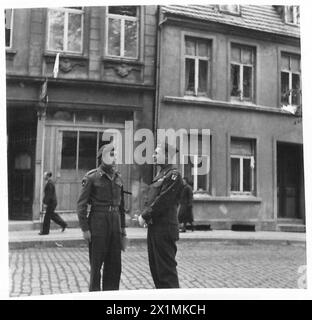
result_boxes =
[281,53,301,106]
[230,138,256,195]
[181,133,211,193]
[106,6,139,59]
[47,7,84,53]
[5,9,13,48]
[184,37,211,96]
[284,6,300,25]
[230,44,255,102]
[219,5,240,15]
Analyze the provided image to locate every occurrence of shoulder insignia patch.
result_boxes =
[171,173,178,181]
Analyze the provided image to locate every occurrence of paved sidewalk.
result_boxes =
[9,227,306,249]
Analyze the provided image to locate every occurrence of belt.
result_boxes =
[94,205,120,212]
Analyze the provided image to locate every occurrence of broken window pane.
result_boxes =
[48,10,65,51]
[185,58,195,93]
[198,60,208,93]
[67,12,82,52]
[231,64,240,96]
[231,158,240,191]
[124,20,138,58]
[281,71,290,104]
[281,54,290,70]
[108,18,121,56]
[243,158,252,192]
[243,66,252,98]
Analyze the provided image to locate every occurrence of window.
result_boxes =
[5,9,13,48]
[106,6,139,59]
[284,6,300,25]
[61,131,100,170]
[184,37,211,96]
[281,53,301,106]
[230,44,255,102]
[219,5,240,15]
[47,7,84,53]
[181,133,211,192]
[230,138,255,195]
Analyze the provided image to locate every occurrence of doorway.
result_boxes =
[7,107,37,220]
[277,142,305,221]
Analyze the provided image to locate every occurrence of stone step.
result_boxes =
[277,224,306,233]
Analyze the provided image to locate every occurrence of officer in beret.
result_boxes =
[77,142,127,291]
[138,142,184,289]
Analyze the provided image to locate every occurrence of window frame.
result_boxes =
[280,53,301,106]
[180,132,211,194]
[284,5,300,25]
[230,154,255,195]
[184,37,211,97]
[46,7,84,54]
[219,5,241,15]
[105,6,140,60]
[5,8,14,49]
[230,44,255,102]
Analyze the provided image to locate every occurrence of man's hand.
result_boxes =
[138,215,146,227]
[83,230,91,242]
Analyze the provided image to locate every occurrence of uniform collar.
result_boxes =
[97,166,117,181]
[153,164,175,182]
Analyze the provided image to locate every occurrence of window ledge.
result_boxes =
[163,96,297,116]
[193,194,262,203]
[43,52,88,62]
[102,56,144,66]
[6,49,17,60]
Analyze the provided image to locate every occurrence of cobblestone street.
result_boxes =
[9,241,306,297]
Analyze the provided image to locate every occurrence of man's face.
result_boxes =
[44,172,49,181]
[152,146,165,165]
[102,149,117,168]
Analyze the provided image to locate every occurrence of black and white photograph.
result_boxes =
[1,1,312,301]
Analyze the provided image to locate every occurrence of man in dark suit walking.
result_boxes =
[138,142,184,289]
[39,171,67,235]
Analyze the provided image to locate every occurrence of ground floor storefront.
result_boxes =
[7,77,154,223]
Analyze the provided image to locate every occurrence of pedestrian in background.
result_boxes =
[77,143,127,291]
[138,142,184,289]
[39,171,67,235]
[178,177,194,232]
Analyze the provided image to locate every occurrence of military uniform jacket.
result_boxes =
[43,179,57,207]
[142,165,183,225]
[77,166,126,233]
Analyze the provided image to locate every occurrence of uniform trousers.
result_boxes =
[41,205,67,234]
[147,223,180,289]
[88,210,122,291]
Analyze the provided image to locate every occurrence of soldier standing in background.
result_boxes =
[39,171,67,235]
[77,143,127,291]
[138,142,184,289]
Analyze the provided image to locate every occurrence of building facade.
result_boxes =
[156,5,304,231]
[6,6,158,222]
